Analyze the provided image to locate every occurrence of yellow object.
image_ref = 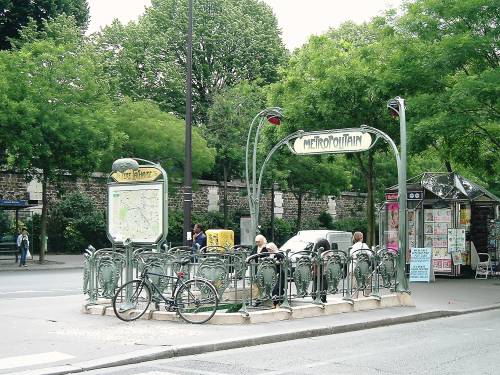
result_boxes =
[206,229,234,252]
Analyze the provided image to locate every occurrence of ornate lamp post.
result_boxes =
[245,107,283,238]
[387,96,410,293]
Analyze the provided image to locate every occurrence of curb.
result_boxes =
[14,303,500,375]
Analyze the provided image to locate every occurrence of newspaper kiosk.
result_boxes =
[381,172,500,277]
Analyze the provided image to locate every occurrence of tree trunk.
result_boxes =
[39,175,48,263]
[366,153,375,247]
[223,164,228,228]
[296,192,303,232]
[445,160,453,173]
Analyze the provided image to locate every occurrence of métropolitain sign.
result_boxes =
[293,130,372,155]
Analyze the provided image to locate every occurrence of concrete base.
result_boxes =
[83,293,414,325]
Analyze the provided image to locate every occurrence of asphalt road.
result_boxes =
[0,269,82,299]
[81,309,500,375]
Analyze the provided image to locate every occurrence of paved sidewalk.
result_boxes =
[0,254,83,272]
[4,269,499,375]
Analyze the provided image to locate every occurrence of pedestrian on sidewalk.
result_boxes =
[17,228,30,267]
[312,238,330,303]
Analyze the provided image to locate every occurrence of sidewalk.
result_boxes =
[0,254,83,272]
[5,272,500,375]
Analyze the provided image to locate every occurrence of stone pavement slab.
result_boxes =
[0,254,83,272]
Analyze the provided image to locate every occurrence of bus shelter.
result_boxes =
[380,172,500,277]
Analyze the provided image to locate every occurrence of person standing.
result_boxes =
[17,228,30,267]
[254,234,267,254]
[192,223,207,252]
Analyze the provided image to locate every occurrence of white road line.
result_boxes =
[0,289,80,295]
[0,352,74,370]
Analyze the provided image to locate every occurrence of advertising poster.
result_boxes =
[410,248,434,282]
[432,255,452,272]
[448,228,466,253]
[460,208,471,226]
[386,202,399,253]
[407,210,417,264]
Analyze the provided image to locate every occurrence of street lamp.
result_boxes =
[387,96,410,293]
[183,0,194,246]
[245,107,283,238]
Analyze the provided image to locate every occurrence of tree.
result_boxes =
[0,0,89,50]
[271,155,351,232]
[269,23,398,245]
[375,0,499,194]
[94,0,287,123]
[103,98,215,179]
[0,17,117,262]
[206,81,266,226]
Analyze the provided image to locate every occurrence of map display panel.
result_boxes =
[108,183,163,244]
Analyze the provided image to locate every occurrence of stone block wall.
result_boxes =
[0,171,367,222]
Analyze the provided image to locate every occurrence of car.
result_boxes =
[279,230,352,262]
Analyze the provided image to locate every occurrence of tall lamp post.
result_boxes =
[387,96,410,293]
[245,107,283,239]
[183,0,194,246]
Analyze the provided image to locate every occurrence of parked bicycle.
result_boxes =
[112,259,218,324]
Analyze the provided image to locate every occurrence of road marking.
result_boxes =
[0,351,74,370]
[0,289,80,295]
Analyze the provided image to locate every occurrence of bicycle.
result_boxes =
[112,259,218,324]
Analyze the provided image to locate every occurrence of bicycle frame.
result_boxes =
[140,268,188,309]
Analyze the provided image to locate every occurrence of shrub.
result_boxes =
[318,211,334,229]
[48,192,108,253]
[332,217,367,236]
[0,211,10,235]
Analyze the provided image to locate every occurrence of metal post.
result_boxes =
[244,108,283,238]
[396,97,409,292]
[124,239,134,304]
[387,97,409,293]
[183,0,194,246]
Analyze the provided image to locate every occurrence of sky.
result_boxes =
[87,0,403,50]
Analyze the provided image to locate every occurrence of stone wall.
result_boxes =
[0,171,367,221]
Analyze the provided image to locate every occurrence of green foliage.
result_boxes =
[101,98,215,179]
[259,217,295,247]
[25,213,41,254]
[48,192,108,253]
[332,217,368,238]
[166,209,184,246]
[0,0,89,50]
[167,208,249,247]
[0,16,117,181]
[94,0,287,123]
[376,0,499,190]
[205,81,266,181]
[318,211,334,229]
[0,211,10,235]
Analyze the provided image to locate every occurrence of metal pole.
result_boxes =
[183,0,193,246]
[396,97,409,292]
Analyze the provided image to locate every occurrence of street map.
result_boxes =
[108,183,163,243]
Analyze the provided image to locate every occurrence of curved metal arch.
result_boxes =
[253,126,402,215]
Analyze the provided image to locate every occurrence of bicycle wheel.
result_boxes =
[175,279,218,324]
[112,280,152,322]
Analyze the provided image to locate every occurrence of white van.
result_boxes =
[279,229,352,260]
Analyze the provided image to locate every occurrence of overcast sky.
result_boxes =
[87,0,403,50]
